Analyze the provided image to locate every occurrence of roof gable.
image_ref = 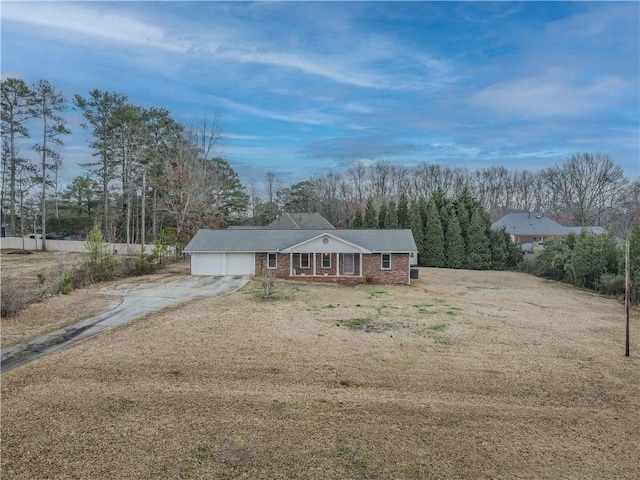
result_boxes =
[281,233,371,254]
[268,212,335,230]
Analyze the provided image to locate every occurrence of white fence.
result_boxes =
[1,236,158,256]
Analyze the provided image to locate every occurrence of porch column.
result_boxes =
[359,253,363,277]
[289,252,293,276]
[313,252,317,276]
[336,253,340,277]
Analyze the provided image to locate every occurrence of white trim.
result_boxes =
[381,253,391,270]
[281,233,372,254]
[267,252,278,269]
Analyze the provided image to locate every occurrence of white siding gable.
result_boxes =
[282,234,369,254]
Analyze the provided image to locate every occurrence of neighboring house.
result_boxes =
[565,226,607,235]
[268,212,335,230]
[230,212,336,230]
[567,226,624,248]
[491,212,613,251]
[184,228,419,285]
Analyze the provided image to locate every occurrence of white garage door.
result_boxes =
[226,253,255,275]
[191,253,224,275]
[191,253,255,276]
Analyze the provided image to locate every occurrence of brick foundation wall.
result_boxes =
[284,275,364,286]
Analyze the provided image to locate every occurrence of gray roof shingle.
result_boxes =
[565,226,607,235]
[268,212,335,229]
[491,212,569,236]
[184,229,417,253]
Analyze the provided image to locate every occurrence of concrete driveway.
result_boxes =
[1,275,250,374]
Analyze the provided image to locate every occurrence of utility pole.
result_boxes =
[141,170,146,247]
[625,239,630,357]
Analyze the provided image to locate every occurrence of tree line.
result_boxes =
[521,225,640,303]
[349,189,523,270]
[2,76,638,253]
[263,154,637,239]
[2,78,248,247]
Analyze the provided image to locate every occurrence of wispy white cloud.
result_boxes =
[4,1,457,93]
[210,96,339,127]
[298,135,424,166]
[468,2,638,121]
[471,75,629,118]
[2,2,187,52]
[545,2,639,46]
[211,47,382,89]
[220,133,266,141]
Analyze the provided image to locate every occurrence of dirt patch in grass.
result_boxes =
[2,268,639,479]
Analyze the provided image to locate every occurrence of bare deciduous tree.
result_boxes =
[544,153,629,225]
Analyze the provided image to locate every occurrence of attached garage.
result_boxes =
[190,252,255,276]
[226,253,255,275]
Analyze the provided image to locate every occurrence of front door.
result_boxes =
[343,253,355,275]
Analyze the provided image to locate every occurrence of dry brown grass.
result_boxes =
[2,268,639,479]
[1,250,85,278]
[0,251,190,347]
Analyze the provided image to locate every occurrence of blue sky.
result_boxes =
[2,1,639,186]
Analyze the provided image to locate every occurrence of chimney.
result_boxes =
[336,221,343,229]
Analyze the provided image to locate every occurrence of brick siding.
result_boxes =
[255,252,410,285]
[361,253,409,285]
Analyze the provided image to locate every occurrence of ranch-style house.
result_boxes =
[184,228,419,285]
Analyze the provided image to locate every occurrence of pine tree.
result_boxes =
[364,198,377,228]
[378,201,387,229]
[505,234,524,269]
[385,199,398,228]
[445,212,465,269]
[424,197,445,267]
[419,196,429,236]
[397,193,409,228]
[31,80,71,250]
[74,90,128,240]
[439,202,451,260]
[418,197,430,266]
[85,224,116,282]
[409,202,425,265]
[455,188,478,248]
[455,200,470,249]
[490,229,508,270]
[466,208,491,270]
[1,78,35,235]
[433,189,450,234]
[352,208,363,229]
[432,188,447,212]
[490,227,523,270]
